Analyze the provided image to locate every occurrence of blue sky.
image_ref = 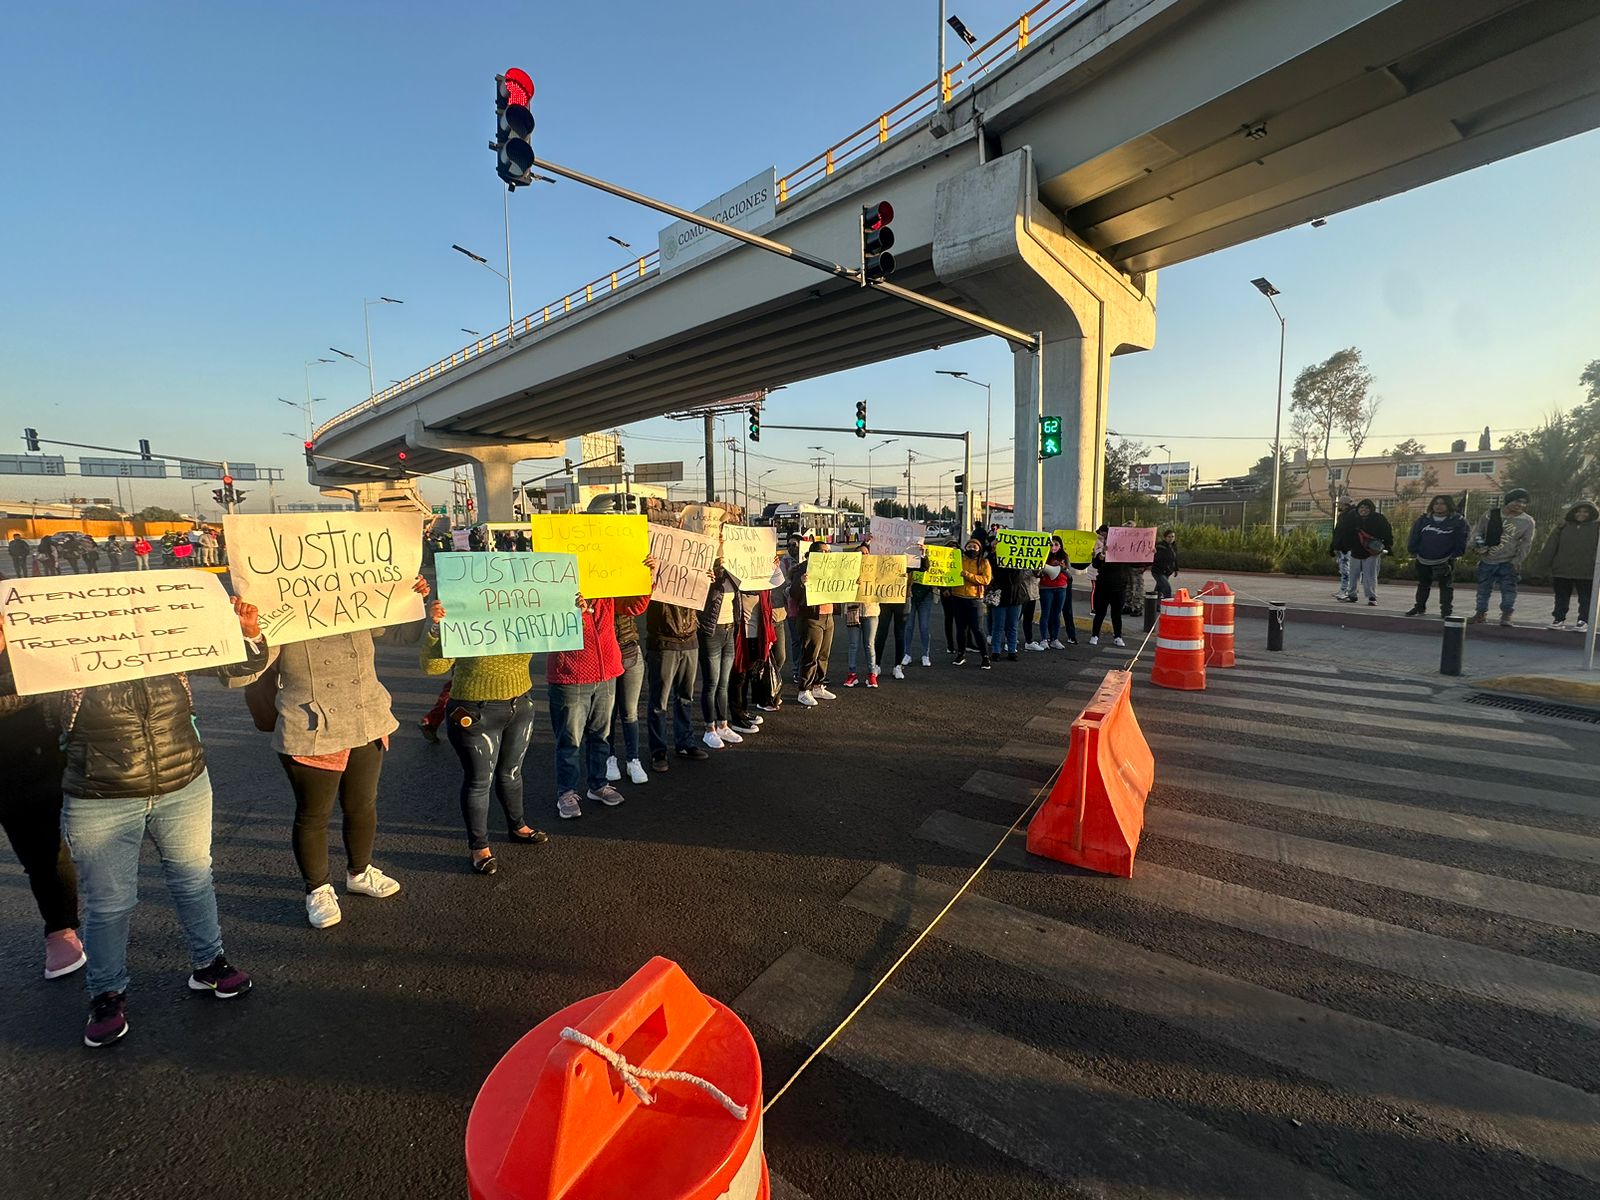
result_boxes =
[4,1,1596,515]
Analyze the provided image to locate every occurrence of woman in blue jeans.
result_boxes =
[986,556,1026,660]
[698,564,739,748]
[422,601,549,875]
[1038,536,1078,647]
[33,596,265,1049]
[605,607,650,784]
[906,574,937,666]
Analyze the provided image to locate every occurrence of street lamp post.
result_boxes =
[936,369,991,523]
[303,358,335,434]
[1251,278,1287,533]
[361,297,403,397]
[867,438,898,514]
[759,468,776,509]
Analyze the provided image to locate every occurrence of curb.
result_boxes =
[1471,675,1600,707]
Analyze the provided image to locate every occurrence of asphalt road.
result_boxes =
[2,618,1597,1199]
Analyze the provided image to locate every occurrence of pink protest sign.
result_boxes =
[1104,526,1156,563]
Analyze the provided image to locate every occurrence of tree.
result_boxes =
[80,505,123,521]
[1103,432,1151,506]
[1503,415,1594,531]
[1574,359,1600,465]
[836,497,863,514]
[1246,446,1301,528]
[135,505,185,522]
[1387,438,1438,523]
[1289,347,1379,519]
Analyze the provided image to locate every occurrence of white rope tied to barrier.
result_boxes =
[559,1028,749,1120]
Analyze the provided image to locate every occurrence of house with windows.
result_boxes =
[1284,432,1509,529]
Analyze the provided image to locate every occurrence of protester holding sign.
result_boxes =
[606,605,651,786]
[729,587,776,731]
[790,542,839,707]
[698,564,740,748]
[906,566,938,668]
[11,595,266,1048]
[421,601,550,877]
[951,537,993,669]
[547,564,654,820]
[1039,536,1080,648]
[229,575,431,931]
[986,549,1026,662]
[644,593,708,770]
[1089,525,1130,646]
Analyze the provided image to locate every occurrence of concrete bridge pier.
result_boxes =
[405,422,565,522]
[934,149,1157,532]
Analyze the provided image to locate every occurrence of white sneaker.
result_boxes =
[1579,621,1591,633]
[813,685,837,700]
[892,664,905,679]
[720,726,745,744]
[306,884,342,929]
[1113,636,1126,647]
[1049,639,1067,649]
[345,865,401,898]
[1089,636,1099,646]
[797,690,818,707]
[605,756,622,782]
[920,655,931,667]
[703,729,725,750]
[626,758,649,785]
[900,655,912,667]
[1549,620,1569,630]
[1333,590,1348,600]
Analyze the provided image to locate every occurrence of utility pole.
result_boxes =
[703,413,716,501]
[906,449,915,520]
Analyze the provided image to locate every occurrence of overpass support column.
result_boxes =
[405,423,565,522]
[934,149,1156,532]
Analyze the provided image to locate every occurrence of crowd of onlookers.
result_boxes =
[6,527,223,577]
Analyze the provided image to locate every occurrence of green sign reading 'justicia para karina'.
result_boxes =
[433,552,583,657]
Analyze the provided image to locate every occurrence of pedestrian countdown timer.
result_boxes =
[1040,415,1063,459]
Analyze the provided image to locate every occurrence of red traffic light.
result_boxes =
[303,440,314,451]
[221,474,234,486]
[503,68,534,107]
[864,200,893,230]
[396,450,408,461]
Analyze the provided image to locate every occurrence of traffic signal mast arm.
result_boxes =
[527,156,1040,351]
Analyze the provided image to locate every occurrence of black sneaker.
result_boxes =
[1405,606,1425,616]
[1007,652,1018,662]
[650,754,670,773]
[952,656,967,666]
[676,746,710,761]
[418,719,439,744]
[981,657,993,670]
[1368,598,1377,606]
[188,954,252,999]
[84,991,129,1047]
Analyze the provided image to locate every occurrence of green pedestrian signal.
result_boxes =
[1040,415,1063,459]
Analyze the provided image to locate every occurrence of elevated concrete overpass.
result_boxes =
[312,0,1600,523]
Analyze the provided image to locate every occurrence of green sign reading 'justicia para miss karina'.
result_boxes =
[433,552,582,657]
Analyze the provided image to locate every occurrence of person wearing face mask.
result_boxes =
[1528,500,1598,632]
[950,536,993,670]
[1471,488,1536,626]
[1404,495,1470,618]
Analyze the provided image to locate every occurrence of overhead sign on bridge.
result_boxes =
[658,168,776,275]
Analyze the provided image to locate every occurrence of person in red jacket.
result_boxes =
[549,561,654,820]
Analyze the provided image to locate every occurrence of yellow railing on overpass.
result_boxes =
[313,0,1085,440]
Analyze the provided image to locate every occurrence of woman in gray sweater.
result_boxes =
[234,576,429,929]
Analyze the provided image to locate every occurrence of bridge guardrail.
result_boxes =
[313,0,1085,441]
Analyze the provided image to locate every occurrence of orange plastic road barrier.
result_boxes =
[466,957,768,1200]
[1200,580,1236,668]
[1026,669,1155,877]
[1150,588,1207,690]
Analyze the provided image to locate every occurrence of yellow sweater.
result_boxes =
[952,554,992,599]
[420,635,533,701]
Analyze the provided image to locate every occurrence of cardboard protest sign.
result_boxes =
[648,523,716,609]
[1,570,246,696]
[433,552,582,657]
[1054,529,1097,564]
[804,551,863,604]
[721,525,779,590]
[529,514,651,599]
[678,504,725,541]
[224,512,424,645]
[856,554,908,604]
[1105,526,1157,563]
[868,516,926,558]
[913,544,964,587]
[994,530,1052,570]
[451,529,471,551]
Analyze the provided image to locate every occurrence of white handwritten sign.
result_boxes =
[224,513,424,645]
[1,570,246,696]
[1105,526,1157,563]
[648,523,717,609]
[721,525,779,590]
[434,552,582,657]
[869,517,926,558]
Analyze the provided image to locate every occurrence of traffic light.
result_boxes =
[564,458,574,474]
[615,444,625,465]
[221,473,234,488]
[232,489,247,505]
[304,440,315,467]
[860,201,895,283]
[138,438,152,460]
[494,69,536,189]
[212,488,227,506]
[747,407,760,442]
[954,473,966,494]
[1039,415,1063,459]
[397,450,408,463]
[854,400,868,438]
[23,427,39,451]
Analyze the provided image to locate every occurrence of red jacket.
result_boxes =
[546,595,650,686]
[732,592,776,673]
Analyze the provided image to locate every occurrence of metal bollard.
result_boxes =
[1267,602,1286,651]
[1143,593,1159,633]
[1440,615,1466,676]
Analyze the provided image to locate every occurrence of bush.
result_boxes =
[1177,549,1276,573]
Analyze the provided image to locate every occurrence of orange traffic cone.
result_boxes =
[467,957,768,1200]
[1200,580,1236,668]
[1150,589,1206,690]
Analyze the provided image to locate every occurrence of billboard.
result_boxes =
[1129,461,1192,493]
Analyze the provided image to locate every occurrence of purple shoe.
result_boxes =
[188,954,252,999]
[84,991,129,1048]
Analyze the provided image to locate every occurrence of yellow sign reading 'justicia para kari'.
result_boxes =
[529,514,652,599]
